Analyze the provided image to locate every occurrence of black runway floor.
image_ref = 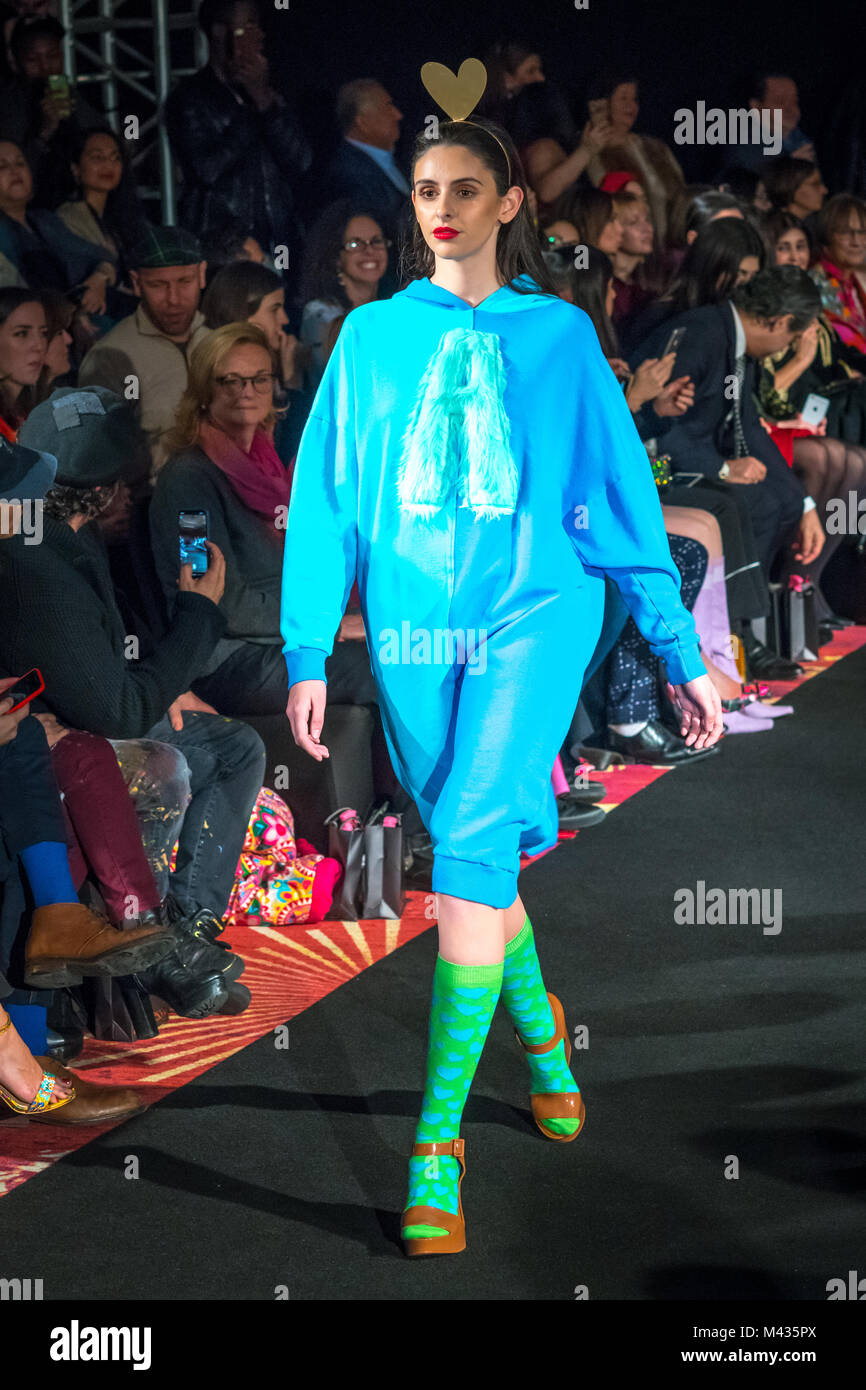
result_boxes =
[3,646,865,1300]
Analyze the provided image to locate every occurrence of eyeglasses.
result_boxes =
[341,237,391,252]
[214,372,276,393]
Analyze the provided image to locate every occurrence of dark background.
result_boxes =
[265,0,860,185]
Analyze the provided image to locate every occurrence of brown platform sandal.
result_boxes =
[515,992,586,1142]
[401,1137,466,1257]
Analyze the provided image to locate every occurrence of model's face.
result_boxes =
[736,255,760,286]
[338,214,388,288]
[0,142,31,205]
[827,214,866,271]
[609,83,638,133]
[598,215,623,255]
[248,288,287,350]
[793,168,827,214]
[412,144,522,264]
[74,132,123,195]
[0,301,47,386]
[775,228,810,270]
[208,341,273,434]
[130,262,206,337]
[617,200,653,256]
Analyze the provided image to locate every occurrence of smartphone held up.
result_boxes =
[179,510,209,577]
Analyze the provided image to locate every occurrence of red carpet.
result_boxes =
[2,624,864,1197]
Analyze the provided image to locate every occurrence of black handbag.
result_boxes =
[324,804,405,920]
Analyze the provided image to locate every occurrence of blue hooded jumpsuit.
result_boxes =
[280,274,706,910]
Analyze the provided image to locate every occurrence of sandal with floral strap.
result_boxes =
[0,1015,76,1116]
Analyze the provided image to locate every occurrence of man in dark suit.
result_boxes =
[632,265,825,677]
[313,78,411,290]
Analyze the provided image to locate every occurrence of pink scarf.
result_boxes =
[198,419,290,518]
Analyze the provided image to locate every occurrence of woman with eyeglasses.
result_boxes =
[150,321,380,718]
[295,198,391,393]
[811,194,866,356]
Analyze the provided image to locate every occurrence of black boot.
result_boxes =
[136,901,242,1020]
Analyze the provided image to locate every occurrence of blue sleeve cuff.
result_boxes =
[285,646,328,686]
[662,642,707,687]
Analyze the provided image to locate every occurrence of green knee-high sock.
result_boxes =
[500,915,581,1136]
[402,955,503,1240]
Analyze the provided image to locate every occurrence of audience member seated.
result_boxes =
[165,0,311,285]
[725,70,816,173]
[55,126,149,318]
[312,78,409,289]
[201,258,311,464]
[810,194,866,357]
[78,224,211,477]
[717,165,771,213]
[763,209,866,443]
[0,15,102,203]
[200,220,269,289]
[632,266,825,677]
[0,284,44,437]
[608,190,660,332]
[552,185,622,259]
[762,155,827,233]
[518,98,615,226]
[296,199,390,394]
[36,286,72,385]
[0,140,114,308]
[0,386,266,1017]
[583,69,685,243]
[149,322,379,720]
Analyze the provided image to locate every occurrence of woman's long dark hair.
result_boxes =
[399,117,560,299]
[59,125,148,248]
[0,286,44,424]
[760,208,814,264]
[295,198,387,313]
[762,156,818,212]
[551,186,616,247]
[201,260,284,328]
[542,244,619,356]
[666,217,766,314]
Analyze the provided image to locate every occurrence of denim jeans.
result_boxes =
[138,712,266,918]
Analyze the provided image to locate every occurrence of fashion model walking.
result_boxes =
[281,67,723,1257]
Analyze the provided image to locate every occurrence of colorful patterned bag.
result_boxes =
[225,787,341,927]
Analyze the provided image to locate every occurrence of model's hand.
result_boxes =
[793,509,824,565]
[665,674,724,749]
[286,679,329,760]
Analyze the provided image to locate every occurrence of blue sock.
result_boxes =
[19,841,78,908]
[4,1003,48,1056]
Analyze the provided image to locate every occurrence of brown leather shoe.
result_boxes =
[516,992,586,1143]
[401,1137,467,1257]
[24,903,175,989]
[27,1057,146,1126]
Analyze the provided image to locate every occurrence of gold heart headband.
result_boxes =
[420,58,513,185]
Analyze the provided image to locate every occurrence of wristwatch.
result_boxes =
[718,462,731,480]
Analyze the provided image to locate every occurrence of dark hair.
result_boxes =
[295,198,386,312]
[717,165,763,204]
[197,0,248,38]
[733,264,821,330]
[57,125,147,242]
[585,68,638,103]
[762,156,819,212]
[335,79,384,137]
[760,209,813,263]
[400,119,560,299]
[685,189,744,240]
[0,288,45,424]
[10,16,65,66]
[201,260,283,328]
[479,36,539,105]
[552,186,616,248]
[35,289,74,399]
[667,218,766,314]
[542,244,618,356]
[814,193,866,253]
[748,70,795,105]
[44,480,118,523]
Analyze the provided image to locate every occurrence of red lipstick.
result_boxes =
[433,227,459,240]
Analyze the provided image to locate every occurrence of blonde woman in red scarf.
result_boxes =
[150,321,378,718]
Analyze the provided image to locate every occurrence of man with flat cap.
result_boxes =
[79,225,212,478]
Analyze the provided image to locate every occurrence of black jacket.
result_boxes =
[165,65,312,255]
[632,301,807,491]
[0,516,226,739]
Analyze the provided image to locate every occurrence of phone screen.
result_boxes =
[588,98,610,128]
[2,668,45,713]
[801,392,830,426]
[47,74,70,99]
[179,510,209,577]
[663,327,687,357]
